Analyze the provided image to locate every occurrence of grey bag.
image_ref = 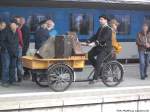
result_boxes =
[36,37,55,58]
[67,32,84,55]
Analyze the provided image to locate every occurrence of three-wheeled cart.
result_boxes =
[22,55,124,92]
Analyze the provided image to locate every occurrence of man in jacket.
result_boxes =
[20,17,30,56]
[0,21,7,85]
[87,15,112,82]
[35,20,49,50]
[14,16,24,82]
[0,20,19,86]
[136,23,150,80]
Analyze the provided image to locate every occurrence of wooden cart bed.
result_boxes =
[21,56,87,70]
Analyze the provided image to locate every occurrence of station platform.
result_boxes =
[0,64,150,112]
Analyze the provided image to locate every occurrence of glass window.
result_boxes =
[114,15,131,35]
[26,14,53,32]
[70,14,93,35]
[144,16,150,27]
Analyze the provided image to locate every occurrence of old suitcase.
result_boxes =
[67,32,84,55]
[36,37,55,58]
[55,35,73,58]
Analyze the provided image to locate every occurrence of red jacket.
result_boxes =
[17,28,23,48]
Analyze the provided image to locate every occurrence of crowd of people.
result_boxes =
[0,14,149,87]
[0,16,57,87]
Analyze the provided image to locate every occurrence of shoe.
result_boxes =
[141,77,145,80]
[9,80,20,85]
[17,77,22,82]
[1,82,10,87]
[11,82,20,86]
[145,75,148,78]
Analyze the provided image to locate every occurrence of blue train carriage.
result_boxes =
[0,0,150,61]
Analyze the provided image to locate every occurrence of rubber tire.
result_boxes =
[47,63,74,92]
[101,61,124,87]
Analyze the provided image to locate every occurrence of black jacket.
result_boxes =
[35,27,49,50]
[87,25,112,50]
[6,29,19,57]
[0,28,8,52]
[21,25,30,48]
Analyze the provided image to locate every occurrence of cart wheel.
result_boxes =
[34,71,48,87]
[101,61,124,87]
[47,63,74,92]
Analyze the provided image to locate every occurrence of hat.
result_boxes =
[9,19,19,26]
[99,15,110,21]
[38,19,47,25]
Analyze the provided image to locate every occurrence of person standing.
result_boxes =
[35,20,49,50]
[136,23,150,80]
[0,21,7,84]
[0,20,19,86]
[14,16,24,82]
[86,15,112,83]
[20,17,30,79]
[20,17,30,56]
[110,19,122,58]
[46,19,57,37]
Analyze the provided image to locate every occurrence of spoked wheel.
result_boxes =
[34,71,48,87]
[101,61,124,87]
[47,63,74,92]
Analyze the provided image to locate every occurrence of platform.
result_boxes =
[0,64,150,112]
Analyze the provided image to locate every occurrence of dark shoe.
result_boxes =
[141,77,145,80]
[9,81,20,85]
[98,75,103,79]
[145,75,148,78]
[11,82,20,86]
[17,77,22,82]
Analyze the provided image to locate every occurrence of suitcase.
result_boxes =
[36,37,55,58]
[55,35,73,58]
[67,32,84,55]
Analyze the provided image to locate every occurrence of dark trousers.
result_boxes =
[0,55,2,80]
[22,44,29,56]
[1,50,17,83]
[88,47,111,79]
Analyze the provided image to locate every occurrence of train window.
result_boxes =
[26,14,53,32]
[114,15,131,35]
[144,16,150,26]
[70,14,93,35]
[0,12,11,23]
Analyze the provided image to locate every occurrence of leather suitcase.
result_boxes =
[55,35,73,58]
[67,32,84,55]
[36,37,55,58]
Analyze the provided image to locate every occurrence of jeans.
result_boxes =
[139,50,149,79]
[1,50,17,83]
[16,48,24,80]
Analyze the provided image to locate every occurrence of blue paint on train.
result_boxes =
[0,7,150,42]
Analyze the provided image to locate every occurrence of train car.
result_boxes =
[0,0,150,61]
